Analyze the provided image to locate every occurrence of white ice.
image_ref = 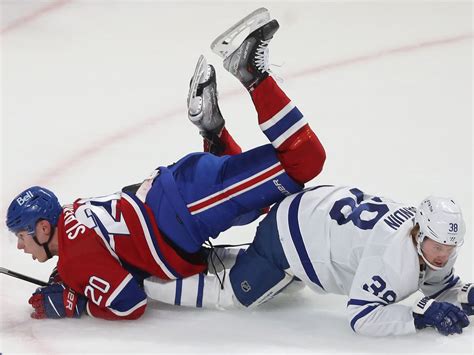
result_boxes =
[0,1,472,354]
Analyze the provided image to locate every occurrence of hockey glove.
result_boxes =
[413,297,470,336]
[458,283,474,315]
[28,283,86,319]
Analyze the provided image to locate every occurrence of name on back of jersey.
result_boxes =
[383,206,416,231]
[63,205,87,240]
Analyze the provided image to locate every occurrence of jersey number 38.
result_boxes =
[329,188,389,230]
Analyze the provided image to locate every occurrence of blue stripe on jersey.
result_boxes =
[424,270,454,286]
[347,299,386,306]
[90,200,113,216]
[350,304,380,332]
[196,273,204,308]
[174,279,182,306]
[288,193,324,290]
[263,107,303,142]
[109,277,147,312]
[307,185,334,191]
[428,276,460,299]
[124,192,181,279]
[91,215,111,244]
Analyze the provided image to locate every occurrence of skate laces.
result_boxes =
[204,241,251,290]
[205,241,226,290]
[255,39,271,73]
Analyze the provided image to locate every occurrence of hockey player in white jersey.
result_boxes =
[143,9,473,337]
[146,186,472,337]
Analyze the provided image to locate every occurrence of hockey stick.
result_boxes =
[0,267,48,286]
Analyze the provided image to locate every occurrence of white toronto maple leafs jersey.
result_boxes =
[276,185,462,336]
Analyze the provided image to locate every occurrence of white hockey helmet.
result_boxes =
[415,196,465,270]
[415,196,465,246]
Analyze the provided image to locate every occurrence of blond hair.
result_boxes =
[410,223,420,247]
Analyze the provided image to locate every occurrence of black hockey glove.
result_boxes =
[413,297,469,336]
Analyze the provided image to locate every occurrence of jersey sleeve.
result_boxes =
[85,273,148,320]
[346,251,419,336]
[60,241,148,320]
[420,254,463,306]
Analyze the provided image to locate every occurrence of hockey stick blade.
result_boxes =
[0,267,48,286]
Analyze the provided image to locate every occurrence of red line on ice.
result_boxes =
[1,0,72,35]
[13,32,474,187]
[291,32,473,79]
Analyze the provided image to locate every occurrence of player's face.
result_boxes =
[421,238,456,269]
[16,230,48,263]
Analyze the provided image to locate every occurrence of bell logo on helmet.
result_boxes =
[16,191,34,206]
[7,186,62,235]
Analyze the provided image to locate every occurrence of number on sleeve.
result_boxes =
[84,276,111,306]
[362,275,397,303]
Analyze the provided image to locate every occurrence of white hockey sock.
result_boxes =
[144,272,239,309]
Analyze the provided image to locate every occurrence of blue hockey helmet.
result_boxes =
[6,186,62,235]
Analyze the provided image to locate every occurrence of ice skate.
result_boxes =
[211,8,279,90]
[187,55,225,136]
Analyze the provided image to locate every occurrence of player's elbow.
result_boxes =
[127,306,146,320]
[347,303,383,337]
[119,303,147,320]
[110,298,148,320]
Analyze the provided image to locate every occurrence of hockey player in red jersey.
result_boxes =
[6,8,326,321]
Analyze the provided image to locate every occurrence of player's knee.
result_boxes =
[229,248,292,308]
[277,125,326,184]
[127,305,146,320]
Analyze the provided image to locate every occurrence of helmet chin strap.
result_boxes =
[416,232,442,271]
[32,227,55,260]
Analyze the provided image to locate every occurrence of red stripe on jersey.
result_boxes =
[251,76,291,125]
[187,163,284,214]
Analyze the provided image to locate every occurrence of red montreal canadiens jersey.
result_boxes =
[57,192,206,320]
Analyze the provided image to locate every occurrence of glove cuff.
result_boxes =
[63,288,83,318]
[457,283,473,304]
[413,296,435,315]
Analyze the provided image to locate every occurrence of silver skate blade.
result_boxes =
[187,54,208,107]
[210,7,271,59]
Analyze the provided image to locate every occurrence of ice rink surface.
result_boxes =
[0,0,473,354]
